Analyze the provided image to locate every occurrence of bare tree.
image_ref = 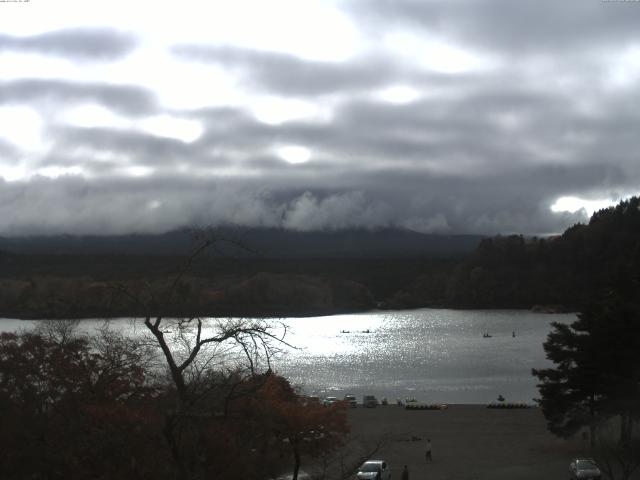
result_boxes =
[113,232,291,480]
[34,318,81,347]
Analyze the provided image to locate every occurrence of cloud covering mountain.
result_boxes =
[0,0,639,236]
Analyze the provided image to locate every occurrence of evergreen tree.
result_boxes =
[533,290,640,446]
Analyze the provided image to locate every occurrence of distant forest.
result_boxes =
[0,197,638,318]
[438,196,640,310]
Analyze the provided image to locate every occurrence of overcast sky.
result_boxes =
[1,0,639,236]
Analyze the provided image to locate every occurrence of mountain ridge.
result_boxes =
[0,227,484,258]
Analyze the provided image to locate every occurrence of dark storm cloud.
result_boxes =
[345,0,640,54]
[0,28,137,61]
[173,44,408,96]
[0,79,157,116]
[0,166,597,237]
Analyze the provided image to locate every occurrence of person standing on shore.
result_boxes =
[425,439,432,463]
[401,465,409,480]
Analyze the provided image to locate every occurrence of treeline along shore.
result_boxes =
[1,197,638,319]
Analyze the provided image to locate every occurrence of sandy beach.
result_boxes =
[345,404,590,480]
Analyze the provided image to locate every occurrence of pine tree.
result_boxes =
[533,290,640,446]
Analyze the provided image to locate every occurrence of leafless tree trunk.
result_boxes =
[113,232,290,480]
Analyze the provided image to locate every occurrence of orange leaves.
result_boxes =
[234,373,350,455]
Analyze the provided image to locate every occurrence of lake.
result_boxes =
[0,308,574,404]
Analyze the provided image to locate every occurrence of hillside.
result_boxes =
[0,227,483,258]
[1,199,638,318]
[412,197,640,310]
[0,228,478,318]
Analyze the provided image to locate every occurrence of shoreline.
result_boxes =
[1,305,576,321]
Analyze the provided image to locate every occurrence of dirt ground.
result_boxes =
[345,404,590,480]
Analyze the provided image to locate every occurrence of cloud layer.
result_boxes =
[1,2,639,236]
[0,28,137,61]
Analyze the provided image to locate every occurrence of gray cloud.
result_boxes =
[0,28,137,61]
[13,70,634,237]
[53,126,195,166]
[173,45,409,96]
[0,139,18,159]
[282,191,393,231]
[0,79,157,116]
[0,159,617,237]
[344,0,640,55]
[2,2,639,237]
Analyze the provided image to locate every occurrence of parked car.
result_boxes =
[344,394,357,408]
[356,460,391,480]
[323,396,337,406]
[363,395,378,408]
[569,458,601,479]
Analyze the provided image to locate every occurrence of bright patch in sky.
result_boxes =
[140,115,203,142]
[252,97,327,125]
[121,165,154,177]
[551,196,617,215]
[0,163,27,182]
[375,85,421,104]
[63,104,129,129]
[277,145,311,164]
[147,200,162,210]
[144,57,243,110]
[0,106,44,152]
[1,0,362,62]
[0,52,80,80]
[607,45,640,88]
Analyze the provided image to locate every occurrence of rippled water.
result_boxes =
[274,309,575,404]
[1,308,575,404]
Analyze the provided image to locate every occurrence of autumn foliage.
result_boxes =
[234,374,350,478]
[0,329,348,480]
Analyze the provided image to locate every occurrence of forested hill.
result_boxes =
[1,201,637,318]
[0,228,481,318]
[0,227,482,258]
[440,197,640,309]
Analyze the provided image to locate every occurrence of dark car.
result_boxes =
[344,394,357,407]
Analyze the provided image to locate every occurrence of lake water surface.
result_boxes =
[1,308,574,404]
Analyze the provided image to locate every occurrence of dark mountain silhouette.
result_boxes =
[3,198,637,318]
[0,227,483,258]
[0,227,480,318]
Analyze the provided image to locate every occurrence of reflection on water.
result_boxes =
[0,308,574,404]
[274,309,575,404]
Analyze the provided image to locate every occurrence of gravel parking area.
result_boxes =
[346,404,588,480]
